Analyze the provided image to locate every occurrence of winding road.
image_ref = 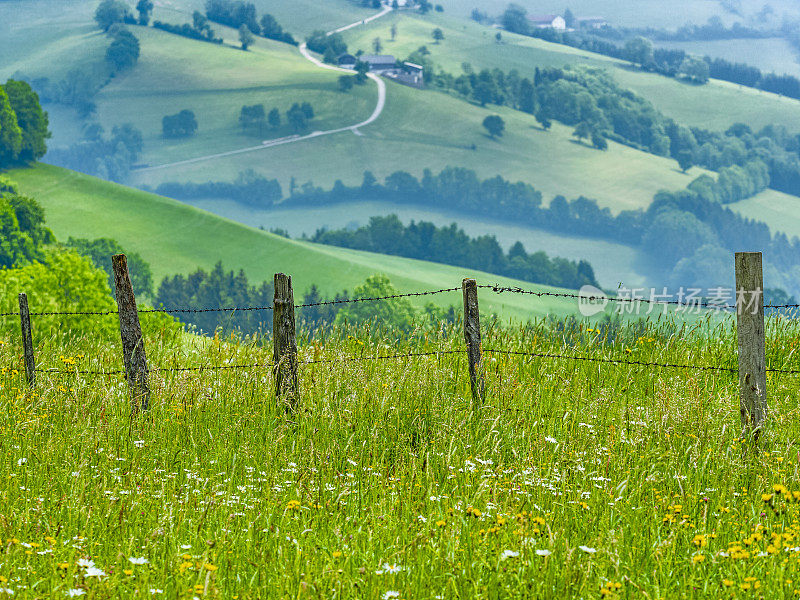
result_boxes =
[135,6,391,174]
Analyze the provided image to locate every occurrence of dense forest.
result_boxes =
[309,215,599,290]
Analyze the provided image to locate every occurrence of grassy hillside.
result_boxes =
[8,164,593,320]
[187,197,650,288]
[0,302,798,597]
[341,11,800,133]
[130,79,699,214]
[92,27,376,166]
[160,0,377,38]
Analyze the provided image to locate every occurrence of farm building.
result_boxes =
[359,55,397,72]
[527,14,567,30]
[385,61,425,88]
[338,54,357,69]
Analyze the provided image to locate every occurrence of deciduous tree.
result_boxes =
[482,115,505,138]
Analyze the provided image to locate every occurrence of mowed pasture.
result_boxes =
[0,311,799,597]
[341,11,800,133]
[130,79,698,214]
[158,0,378,38]
[8,164,584,320]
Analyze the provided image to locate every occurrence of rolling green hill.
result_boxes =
[185,196,650,288]
[341,11,800,133]
[129,78,700,214]
[7,164,591,320]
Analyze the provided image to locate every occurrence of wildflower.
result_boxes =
[203,563,218,571]
[0,590,11,596]
[149,590,164,595]
[129,557,148,565]
[76,559,95,568]
[500,550,519,560]
[692,554,705,564]
[545,437,557,444]
[693,535,707,547]
[436,520,446,527]
[578,546,597,553]
[375,564,403,575]
[84,566,106,577]
[16,459,25,466]
[332,551,342,559]
[535,549,551,557]
[382,593,400,600]
[722,580,733,587]
[133,440,145,448]
[286,500,301,511]
[123,569,133,576]
[67,591,85,597]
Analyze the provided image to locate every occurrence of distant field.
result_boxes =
[186,197,651,288]
[732,193,800,241]
[7,164,591,320]
[341,12,800,133]
[435,0,800,28]
[130,80,699,213]
[657,38,800,79]
[90,27,376,166]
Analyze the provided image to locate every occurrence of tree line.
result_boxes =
[309,215,599,291]
[0,80,50,169]
[47,123,143,182]
[154,170,282,207]
[204,0,297,45]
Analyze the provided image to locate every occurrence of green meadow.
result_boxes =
[0,304,799,597]
[8,164,585,320]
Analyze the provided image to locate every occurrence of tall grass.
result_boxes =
[0,313,799,598]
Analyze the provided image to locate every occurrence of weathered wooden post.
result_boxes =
[112,254,150,414]
[735,252,767,441]
[18,293,35,387]
[273,273,298,409]
[462,278,485,405]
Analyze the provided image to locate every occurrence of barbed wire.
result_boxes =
[483,285,800,311]
[6,283,800,319]
[482,348,737,372]
[24,346,800,378]
[0,286,462,319]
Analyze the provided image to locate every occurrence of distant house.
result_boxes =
[385,61,424,88]
[576,16,608,29]
[527,14,567,30]
[338,54,356,69]
[359,54,397,72]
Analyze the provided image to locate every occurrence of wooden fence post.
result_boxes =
[18,293,35,387]
[112,254,150,414]
[735,251,767,441]
[462,278,485,405]
[273,273,298,409]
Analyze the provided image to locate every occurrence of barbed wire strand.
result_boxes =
[0,286,463,319]
[8,282,800,318]
[483,284,800,311]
